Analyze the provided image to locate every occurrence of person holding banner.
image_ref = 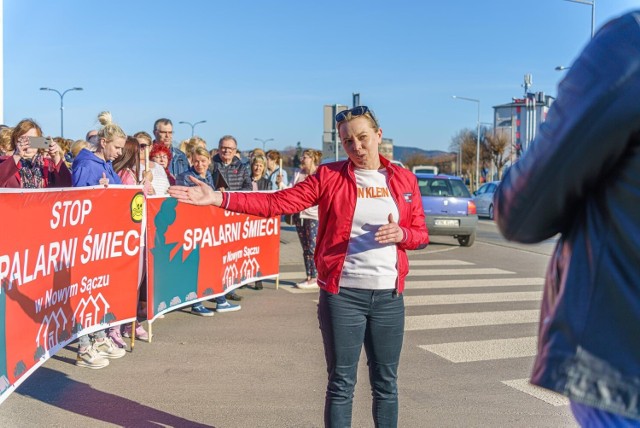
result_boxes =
[169,106,429,427]
[72,112,125,188]
[177,146,241,315]
[71,111,127,368]
[265,149,288,190]
[209,135,250,302]
[0,119,71,188]
[291,149,322,290]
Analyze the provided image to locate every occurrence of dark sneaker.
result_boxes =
[191,303,214,317]
[225,293,243,301]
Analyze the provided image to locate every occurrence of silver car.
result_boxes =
[473,181,500,220]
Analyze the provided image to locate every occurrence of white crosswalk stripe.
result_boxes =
[405,277,543,289]
[501,379,569,406]
[404,291,542,306]
[408,268,514,276]
[405,310,540,331]
[419,336,537,362]
[409,259,475,266]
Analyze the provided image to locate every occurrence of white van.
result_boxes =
[412,165,439,175]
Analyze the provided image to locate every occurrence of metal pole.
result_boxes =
[254,137,273,151]
[40,87,83,138]
[179,120,206,137]
[562,0,595,39]
[59,93,64,138]
[591,0,595,39]
[475,102,480,191]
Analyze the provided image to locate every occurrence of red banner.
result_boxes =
[146,196,280,319]
[0,187,143,404]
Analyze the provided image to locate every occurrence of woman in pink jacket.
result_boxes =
[170,106,428,428]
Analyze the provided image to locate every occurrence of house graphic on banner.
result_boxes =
[36,308,68,351]
[73,294,110,329]
[240,257,260,279]
[222,264,239,288]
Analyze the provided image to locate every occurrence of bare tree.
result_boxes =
[405,153,431,171]
[450,128,478,187]
[483,129,510,180]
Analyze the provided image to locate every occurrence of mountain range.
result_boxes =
[393,145,451,162]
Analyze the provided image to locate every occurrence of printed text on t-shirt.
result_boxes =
[357,187,391,198]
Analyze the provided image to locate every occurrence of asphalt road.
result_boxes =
[0,222,576,427]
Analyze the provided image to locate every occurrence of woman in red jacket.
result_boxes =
[0,119,71,188]
[170,106,428,428]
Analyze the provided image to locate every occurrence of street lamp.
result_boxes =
[453,95,481,191]
[39,87,83,138]
[563,0,595,39]
[555,65,571,71]
[254,137,274,151]
[178,120,206,137]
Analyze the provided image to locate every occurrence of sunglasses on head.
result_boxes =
[335,106,377,126]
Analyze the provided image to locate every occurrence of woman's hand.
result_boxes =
[13,135,29,162]
[169,175,223,206]
[47,138,62,165]
[99,172,109,188]
[142,177,155,195]
[375,214,404,244]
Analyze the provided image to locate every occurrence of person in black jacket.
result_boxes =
[495,11,640,426]
[209,135,251,192]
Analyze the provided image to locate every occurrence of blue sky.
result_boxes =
[3,0,637,152]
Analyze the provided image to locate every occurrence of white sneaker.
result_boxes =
[296,279,319,289]
[76,347,109,369]
[93,337,126,359]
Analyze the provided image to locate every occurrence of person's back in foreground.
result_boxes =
[494,10,640,426]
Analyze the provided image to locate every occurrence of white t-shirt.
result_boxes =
[293,170,318,221]
[140,162,171,195]
[339,168,399,290]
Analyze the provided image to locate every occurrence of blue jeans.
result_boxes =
[571,401,640,427]
[318,287,404,428]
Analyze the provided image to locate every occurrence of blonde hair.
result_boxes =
[96,111,126,146]
[251,155,266,167]
[71,140,90,157]
[303,149,323,166]
[0,127,13,154]
[192,146,211,160]
[133,131,152,145]
[180,136,208,161]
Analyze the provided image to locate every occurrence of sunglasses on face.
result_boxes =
[335,105,378,127]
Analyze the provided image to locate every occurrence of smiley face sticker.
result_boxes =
[130,192,144,223]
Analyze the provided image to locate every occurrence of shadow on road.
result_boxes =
[15,366,215,427]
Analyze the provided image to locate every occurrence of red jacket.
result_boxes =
[223,155,429,294]
[0,156,72,188]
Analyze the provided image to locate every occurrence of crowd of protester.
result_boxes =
[0,113,320,369]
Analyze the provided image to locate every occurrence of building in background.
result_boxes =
[493,91,554,162]
[322,104,348,162]
[322,104,395,163]
[380,138,394,160]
